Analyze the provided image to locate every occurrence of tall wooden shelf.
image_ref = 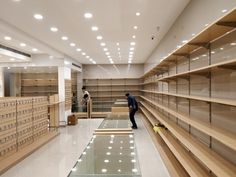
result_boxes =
[65,80,72,111]
[21,73,58,97]
[83,78,141,112]
[140,9,236,177]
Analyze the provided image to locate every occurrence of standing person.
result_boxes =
[81,86,90,112]
[125,93,138,129]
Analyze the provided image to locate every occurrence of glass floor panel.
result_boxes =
[68,135,141,177]
[98,119,131,129]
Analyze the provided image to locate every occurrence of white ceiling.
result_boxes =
[0,0,190,65]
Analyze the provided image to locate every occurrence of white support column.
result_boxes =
[58,66,71,123]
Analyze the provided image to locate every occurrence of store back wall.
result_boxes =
[83,64,144,79]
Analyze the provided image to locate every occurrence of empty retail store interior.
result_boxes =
[0,0,236,177]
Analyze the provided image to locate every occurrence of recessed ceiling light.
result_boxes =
[84,13,93,19]
[101,169,107,173]
[103,48,108,51]
[222,9,227,13]
[76,48,81,52]
[78,159,82,162]
[110,61,114,64]
[131,159,136,163]
[86,56,90,58]
[118,48,120,51]
[132,169,138,173]
[105,52,110,55]
[106,152,111,155]
[130,42,136,46]
[220,47,224,50]
[12,0,21,2]
[89,58,93,61]
[34,14,43,20]
[82,52,86,55]
[32,48,38,52]
[7,67,10,69]
[24,66,27,70]
[129,51,134,54]
[211,51,215,54]
[92,61,96,64]
[129,135,133,138]
[230,42,236,46]
[20,43,26,47]
[136,12,141,16]
[10,58,15,61]
[129,55,133,57]
[91,26,99,31]
[104,160,109,163]
[130,47,134,51]
[4,36,12,41]
[192,33,195,36]
[100,43,106,46]
[116,42,119,46]
[205,23,209,27]
[108,146,112,149]
[97,36,103,40]
[62,36,68,40]
[182,40,188,43]
[133,26,138,29]
[50,27,58,32]
[118,169,121,172]
[132,35,136,39]
[70,43,76,47]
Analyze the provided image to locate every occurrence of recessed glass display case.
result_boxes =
[68,134,141,177]
[98,119,131,129]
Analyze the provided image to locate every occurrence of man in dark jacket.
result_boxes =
[125,93,138,129]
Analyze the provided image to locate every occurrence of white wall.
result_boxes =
[83,64,144,79]
[144,0,236,73]
[0,68,4,97]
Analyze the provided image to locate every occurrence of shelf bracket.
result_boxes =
[188,42,210,49]
[216,21,236,27]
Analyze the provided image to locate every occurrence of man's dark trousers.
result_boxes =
[130,109,137,128]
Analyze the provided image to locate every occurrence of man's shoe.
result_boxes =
[131,126,138,129]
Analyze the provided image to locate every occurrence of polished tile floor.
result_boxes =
[1,114,170,177]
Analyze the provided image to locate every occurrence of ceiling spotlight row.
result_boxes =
[33,12,97,64]
[3,36,39,52]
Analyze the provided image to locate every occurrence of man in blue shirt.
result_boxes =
[125,93,138,129]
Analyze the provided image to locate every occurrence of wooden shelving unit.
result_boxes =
[21,73,58,97]
[140,9,236,177]
[83,78,141,112]
[0,96,58,174]
[65,80,72,111]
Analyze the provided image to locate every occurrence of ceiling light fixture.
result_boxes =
[91,26,99,31]
[92,61,96,64]
[101,169,107,173]
[133,26,138,29]
[130,42,136,46]
[4,36,12,41]
[86,56,90,58]
[230,42,236,46]
[103,48,108,51]
[136,12,141,16]
[50,27,58,32]
[132,35,136,39]
[62,36,68,40]
[32,48,38,52]
[100,43,106,46]
[20,43,26,47]
[34,14,43,20]
[82,52,86,55]
[130,47,134,51]
[116,42,119,46]
[182,40,188,43]
[10,58,15,61]
[105,52,110,55]
[97,36,103,40]
[84,13,93,19]
[118,48,120,51]
[70,43,76,47]
[222,9,227,13]
[76,48,81,52]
